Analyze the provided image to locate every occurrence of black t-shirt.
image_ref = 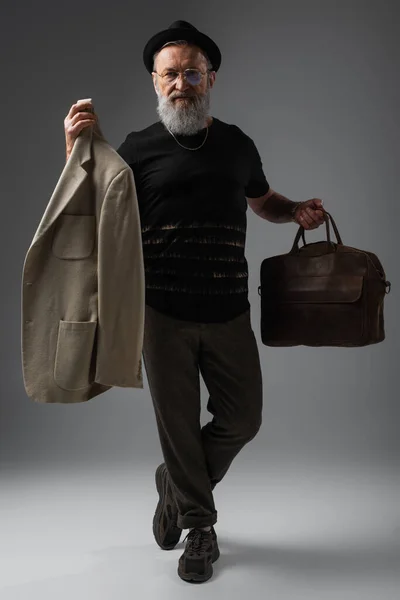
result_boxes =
[116,116,269,323]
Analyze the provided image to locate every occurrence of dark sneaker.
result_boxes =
[210,526,220,561]
[178,527,220,583]
[153,463,182,550]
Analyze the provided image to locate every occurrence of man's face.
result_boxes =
[152,44,216,136]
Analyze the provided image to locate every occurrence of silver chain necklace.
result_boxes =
[166,124,209,151]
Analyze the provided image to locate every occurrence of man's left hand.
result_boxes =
[294,198,325,230]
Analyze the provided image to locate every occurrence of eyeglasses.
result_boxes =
[152,68,210,86]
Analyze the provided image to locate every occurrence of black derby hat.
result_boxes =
[143,20,221,74]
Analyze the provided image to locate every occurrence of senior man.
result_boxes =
[65,20,325,584]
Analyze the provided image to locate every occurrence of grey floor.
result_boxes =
[1,462,399,599]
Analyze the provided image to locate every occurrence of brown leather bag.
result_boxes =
[258,210,391,347]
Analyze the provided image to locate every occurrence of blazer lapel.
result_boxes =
[29,127,100,249]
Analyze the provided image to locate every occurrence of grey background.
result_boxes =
[0,1,399,597]
[2,0,398,471]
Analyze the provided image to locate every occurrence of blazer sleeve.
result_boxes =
[94,167,145,387]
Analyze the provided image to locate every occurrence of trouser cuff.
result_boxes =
[177,510,218,530]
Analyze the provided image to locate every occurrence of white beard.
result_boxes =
[155,82,211,136]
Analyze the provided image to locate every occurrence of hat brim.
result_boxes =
[143,27,221,74]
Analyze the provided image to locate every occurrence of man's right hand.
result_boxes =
[64,98,100,161]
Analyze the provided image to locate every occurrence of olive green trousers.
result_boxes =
[142,304,263,529]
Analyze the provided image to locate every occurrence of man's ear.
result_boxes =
[152,75,159,94]
[209,71,216,88]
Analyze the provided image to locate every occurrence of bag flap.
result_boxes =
[275,274,364,303]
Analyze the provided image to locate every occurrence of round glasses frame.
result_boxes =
[152,68,211,86]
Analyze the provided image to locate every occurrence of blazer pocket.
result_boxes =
[52,214,96,259]
[54,320,97,391]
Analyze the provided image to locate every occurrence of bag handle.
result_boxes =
[290,209,343,254]
[288,209,391,294]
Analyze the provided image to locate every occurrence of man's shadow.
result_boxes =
[175,535,400,582]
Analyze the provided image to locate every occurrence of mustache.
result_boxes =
[171,94,193,99]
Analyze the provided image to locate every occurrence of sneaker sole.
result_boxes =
[178,564,213,583]
[153,464,182,550]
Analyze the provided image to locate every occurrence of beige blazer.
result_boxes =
[21,126,145,404]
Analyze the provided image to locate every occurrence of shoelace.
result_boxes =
[182,528,211,554]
